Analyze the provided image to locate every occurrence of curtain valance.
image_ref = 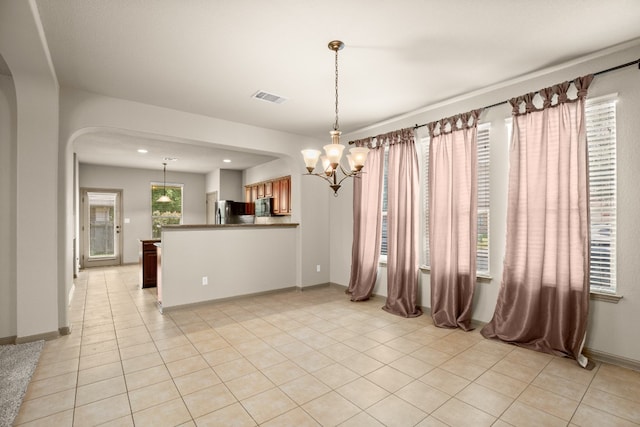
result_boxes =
[509,75,594,116]
[352,127,415,149]
[426,109,483,138]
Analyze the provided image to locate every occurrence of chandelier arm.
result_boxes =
[306,172,336,185]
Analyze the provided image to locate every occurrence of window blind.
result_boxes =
[586,97,617,293]
[476,124,491,275]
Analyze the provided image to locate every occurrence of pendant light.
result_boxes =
[157,162,172,203]
[301,40,369,196]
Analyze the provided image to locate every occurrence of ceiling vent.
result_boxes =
[251,90,288,104]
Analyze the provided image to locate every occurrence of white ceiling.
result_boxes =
[30,0,640,173]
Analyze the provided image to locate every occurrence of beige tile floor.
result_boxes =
[14,265,640,426]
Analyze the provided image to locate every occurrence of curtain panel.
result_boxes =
[428,110,481,330]
[382,129,422,317]
[481,76,593,366]
[347,138,384,301]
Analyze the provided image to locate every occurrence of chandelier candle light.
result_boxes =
[301,40,369,195]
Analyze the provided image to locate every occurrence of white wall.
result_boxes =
[0,73,17,339]
[79,164,206,264]
[332,42,640,363]
[0,1,61,340]
[161,226,298,309]
[244,156,332,287]
[219,169,243,201]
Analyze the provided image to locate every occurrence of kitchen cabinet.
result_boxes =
[245,175,291,215]
[278,176,291,214]
[139,239,160,288]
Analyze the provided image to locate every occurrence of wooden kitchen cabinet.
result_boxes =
[279,176,290,214]
[139,239,160,288]
[245,175,291,215]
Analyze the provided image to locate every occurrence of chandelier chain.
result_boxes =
[334,48,339,131]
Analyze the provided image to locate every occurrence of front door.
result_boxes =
[81,189,123,268]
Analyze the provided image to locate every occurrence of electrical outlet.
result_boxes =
[316,265,321,272]
[202,276,208,285]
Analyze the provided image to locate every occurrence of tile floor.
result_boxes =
[14,265,640,426]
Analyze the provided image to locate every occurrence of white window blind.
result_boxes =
[586,96,617,293]
[380,147,389,256]
[421,125,491,274]
[476,124,491,275]
[421,138,430,266]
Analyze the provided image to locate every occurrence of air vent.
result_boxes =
[251,90,288,104]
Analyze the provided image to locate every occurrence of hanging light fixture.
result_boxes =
[157,162,172,203]
[301,40,369,196]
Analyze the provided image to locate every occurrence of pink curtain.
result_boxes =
[382,129,422,317]
[347,140,384,301]
[481,76,593,366]
[429,111,481,330]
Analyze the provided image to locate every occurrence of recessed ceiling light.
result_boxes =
[163,157,178,162]
[137,149,148,153]
[223,159,232,163]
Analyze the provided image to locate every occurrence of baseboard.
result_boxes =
[584,348,640,372]
[15,330,59,344]
[160,286,299,313]
[297,282,331,291]
[0,335,17,345]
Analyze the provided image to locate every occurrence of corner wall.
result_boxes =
[0,74,17,339]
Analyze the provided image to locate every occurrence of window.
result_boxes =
[381,147,389,256]
[586,96,617,293]
[151,184,183,238]
[421,124,491,275]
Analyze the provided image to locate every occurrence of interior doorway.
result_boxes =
[80,188,123,268]
[206,191,218,224]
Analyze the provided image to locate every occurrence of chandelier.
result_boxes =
[156,162,172,203]
[301,40,369,195]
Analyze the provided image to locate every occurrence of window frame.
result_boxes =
[151,182,184,238]
[585,94,618,295]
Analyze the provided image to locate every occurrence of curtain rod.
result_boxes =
[410,58,640,131]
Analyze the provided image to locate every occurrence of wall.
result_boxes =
[161,226,298,309]
[219,169,243,201]
[332,42,640,363]
[244,157,331,287]
[205,168,243,201]
[0,73,17,339]
[0,1,61,340]
[79,164,206,264]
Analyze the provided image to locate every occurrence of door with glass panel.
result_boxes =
[81,189,122,268]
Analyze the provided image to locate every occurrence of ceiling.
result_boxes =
[28,0,640,173]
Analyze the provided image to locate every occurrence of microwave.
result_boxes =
[255,197,274,217]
